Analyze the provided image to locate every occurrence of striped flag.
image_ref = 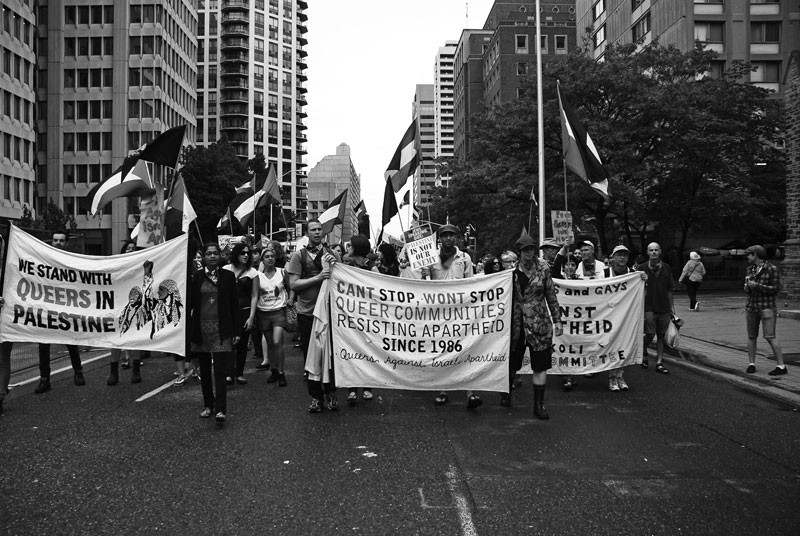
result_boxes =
[319,189,348,236]
[381,179,399,227]
[217,207,232,232]
[384,119,419,193]
[164,174,197,236]
[119,125,186,183]
[87,160,153,215]
[233,165,280,226]
[557,82,610,200]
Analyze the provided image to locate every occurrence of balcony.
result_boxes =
[297,21,307,34]
[221,13,249,24]
[296,68,307,81]
[221,0,249,12]
[297,34,308,46]
[221,78,248,89]
[221,23,249,38]
[297,107,307,118]
[297,47,308,58]
[297,10,308,22]
[223,131,249,142]
[297,0,308,9]
[298,144,307,154]
[222,37,249,50]
[221,103,249,116]
[221,52,248,64]
[296,84,307,94]
[296,117,307,129]
[296,57,307,69]
[296,132,307,142]
[221,66,249,77]
[221,89,249,102]
[297,94,307,105]
[221,118,248,130]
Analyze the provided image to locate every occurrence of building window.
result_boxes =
[750,22,780,43]
[632,12,651,42]
[593,0,605,21]
[593,25,606,48]
[515,34,528,54]
[695,22,724,42]
[555,35,567,54]
[751,61,781,82]
[540,35,548,54]
[516,62,527,75]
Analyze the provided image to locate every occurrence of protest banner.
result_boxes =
[137,186,165,248]
[402,224,437,270]
[551,210,573,244]
[0,225,188,355]
[518,272,644,375]
[217,234,245,252]
[330,265,511,392]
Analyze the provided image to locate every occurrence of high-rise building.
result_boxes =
[1,1,37,223]
[433,42,457,198]
[413,84,435,208]
[452,1,578,161]
[197,0,309,232]
[305,143,359,245]
[37,0,198,253]
[576,0,800,96]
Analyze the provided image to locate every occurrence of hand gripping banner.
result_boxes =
[0,225,188,355]
[330,265,512,392]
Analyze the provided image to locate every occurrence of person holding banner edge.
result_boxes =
[189,241,240,423]
[508,236,563,418]
[34,230,85,394]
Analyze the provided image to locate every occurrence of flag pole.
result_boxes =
[562,158,569,212]
[193,219,204,245]
[535,0,545,245]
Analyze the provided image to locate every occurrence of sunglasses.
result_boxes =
[240,251,250,255]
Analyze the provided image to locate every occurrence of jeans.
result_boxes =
[686,281,701,309]
[196,352,233,414]
[39,344,82,378]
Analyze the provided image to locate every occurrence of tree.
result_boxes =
[179,140,248,240]
[19,201,77,233]
[434,41,785,258]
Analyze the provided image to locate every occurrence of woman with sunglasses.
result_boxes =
[222,242,259,385]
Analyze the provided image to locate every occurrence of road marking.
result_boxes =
[135,380,177,402]
[9,352,110,387]
[446,464,478,536]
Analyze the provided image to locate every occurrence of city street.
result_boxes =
[1,332,798,535]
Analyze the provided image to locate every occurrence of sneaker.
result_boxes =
[768,366,787,376]
[362,389,373,400]
[74,371,86,386]
[255,363,270,371]
[609,377,620,392]
[694,302,700,312]
[745,364,756,374]
[121,360,131,369]
[466,394,483,409]
[200,407,212,418]
[190,370,200,382]
[325,393,339,411]
[235,376,247,385]
[34,378,51,394]
[308,398,322,413]
[347,391,358,403]
[278,373,287,387]
[215,411,226,423]
[617,377,629,391]
[174,374,187,386]
[225,376,234,385]
[267,369,279,383]
[562,378,573,392]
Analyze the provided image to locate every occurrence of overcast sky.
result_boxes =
[305,0,496,238]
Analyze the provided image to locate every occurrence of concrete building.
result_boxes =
[36,0,198,253]
[433,42,457,197]
[0,1,37,222]
[197,0,309,234]
[452,1,579,161]
[576,0,800,96]
[412,84,436,207]
[305,143,359,245]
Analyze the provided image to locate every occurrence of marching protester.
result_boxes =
[189,241,240,423]
[256,247,291,386]
[539,237,566,279]
[376,242,400,277]
[416,224,479,409]
[482,255,502,275]
[744,245,787,376]
[602,245,646,391]
[638,242,675,375]
[508,236,563,418]
[34,230,86,394]
[287,219,337,413]
[500,250,518,271]
[108,240,143,386]
[575,240,605,280]
[678,251,706,312]
[343,235,380,403]
[222,242,259,386]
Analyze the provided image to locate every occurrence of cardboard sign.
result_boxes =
[551,210,573,244]
[402,225,437,270]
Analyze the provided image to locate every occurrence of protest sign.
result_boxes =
[217,234,245,252]
[0,225,188,355]
[402,225,437,270]
[551,210,573,244]
[517,272,643,375]
[330,265,511,392]
[137,186,165,248]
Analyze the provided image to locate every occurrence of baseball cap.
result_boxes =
[437,223,458,236]
[539,238,560,249]
[515,236,536,249]
[581,240,594,249]
[611,244,630,255]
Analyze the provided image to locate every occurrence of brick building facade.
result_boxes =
[780,50,800,305]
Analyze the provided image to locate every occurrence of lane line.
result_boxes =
[135,380,178,402]
[446,464,478,536]
[9,352,111,388]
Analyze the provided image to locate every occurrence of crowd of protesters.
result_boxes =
[0,224,788,421]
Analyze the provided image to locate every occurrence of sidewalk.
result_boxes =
[662,292,800,409]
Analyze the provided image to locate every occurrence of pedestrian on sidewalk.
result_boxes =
[744,245,787,376]
[678,252,706,312]
[638,242,675,375]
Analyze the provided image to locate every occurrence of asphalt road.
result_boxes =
[1,342,798,535]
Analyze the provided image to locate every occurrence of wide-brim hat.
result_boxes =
[515,236,536,249]
[539,238,560,249]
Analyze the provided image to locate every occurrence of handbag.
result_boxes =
[664,315,682,349]
[285,302,298,333]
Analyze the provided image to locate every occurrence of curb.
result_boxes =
[663,346,800,410]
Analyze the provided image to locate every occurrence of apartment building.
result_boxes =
[305,142,359,245]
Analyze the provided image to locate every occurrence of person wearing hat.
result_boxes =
[575,240,606,280]
[678,251,706,311]
[539,237,567,277]
[508,235,563,418]
[423,224,481,408]
[743,245,787,376]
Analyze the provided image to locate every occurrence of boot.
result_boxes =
[533,385,549,420]
[131,360,142,384]
[107,362,119,386]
